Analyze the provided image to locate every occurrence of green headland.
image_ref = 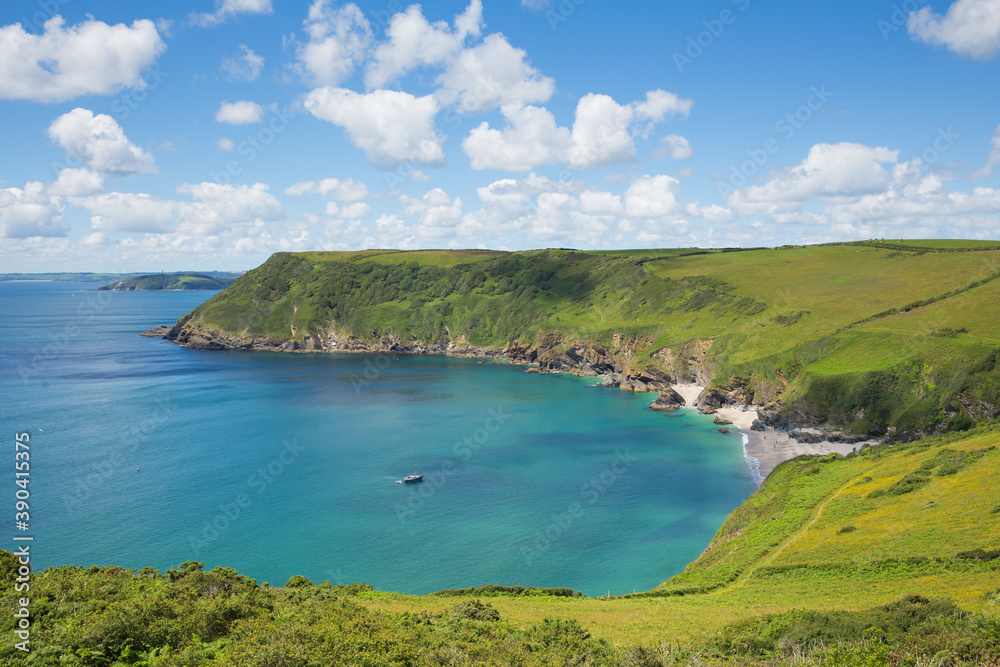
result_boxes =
[96,273,240,291]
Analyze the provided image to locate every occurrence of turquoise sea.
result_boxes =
[0,281,757,596]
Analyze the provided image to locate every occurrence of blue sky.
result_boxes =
[1,0,999,271]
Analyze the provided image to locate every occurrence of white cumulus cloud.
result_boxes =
[285,177,371,202]
[190,0,273,27]
[655,134,694,160]
[463,90,693,171]
[295,1,372,86]
[727,142,899,215]
[624,175,684,218]
[47,108,157,177]
[73,192,176,233]
[0,182,68,238]
[215,101,264,124]
[908,0,1000,60]
[304,87,444,168]
[0,16,165,103]
[45,168,105,197]
[436,33,555,112]
[365,0,483,89]
[463,104,572,171]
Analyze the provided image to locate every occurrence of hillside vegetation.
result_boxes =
[170,242,1000,436]
[98,273,238,291]
[5,426,1000,665]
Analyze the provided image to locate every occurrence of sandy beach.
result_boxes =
[673,384,861,481]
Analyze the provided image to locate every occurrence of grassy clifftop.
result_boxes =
[172,242,1000,436]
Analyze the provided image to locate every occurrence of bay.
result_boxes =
[0,281,757,596]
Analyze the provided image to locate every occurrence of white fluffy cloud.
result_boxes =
[70,183,285,237]
[47,108,157,177]
[722,140,1000,238]
[567,94,637,168]
[327,201,372,219]
[215,101,264,125]
[304,87,444,168]
[727,143,899,215]
[825,162,1000,228]
[190,0,273,27]
[45,168,105,197]
[623,175,684,218]
[74,192,176,233]
[217,138,236,151]
[286,177,372,218]
[655,134,694,160]
[633,90,695,129]
[436,33,554,112]
[174,182,283,236]
[365,0,483,89]
[908,0,1000,60]
[476,172,585,206]
[461,173,701,248]
[0,16,165,103]
[221,45,264,82]
[400,189,463,238]
[0,182,68,238]
[463,90,693,171]
[296,1,372,86]
[285,177,371,202]
[463,104,572,171]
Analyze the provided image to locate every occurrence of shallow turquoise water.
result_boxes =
[0,281,756,595]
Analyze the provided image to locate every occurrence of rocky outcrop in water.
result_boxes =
[649,388,687,412]
[140,325,171,338]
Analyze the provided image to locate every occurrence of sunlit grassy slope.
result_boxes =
[177,241,1000,434]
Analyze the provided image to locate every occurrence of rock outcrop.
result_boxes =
[648,388,687,412]
[140,325,171,338]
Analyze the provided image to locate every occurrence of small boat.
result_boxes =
[402,447,424,483]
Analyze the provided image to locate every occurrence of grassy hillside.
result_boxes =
[5,427,1000,664]
[172,242,1000,436]
[98,273,238,291]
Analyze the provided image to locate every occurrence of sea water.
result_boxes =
[0,281,757,596]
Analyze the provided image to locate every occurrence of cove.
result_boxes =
[1,281,757,596]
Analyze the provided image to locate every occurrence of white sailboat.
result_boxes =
[402,447,423,483]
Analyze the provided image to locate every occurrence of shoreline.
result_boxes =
[155,327,866,482]
[680,387,865,481]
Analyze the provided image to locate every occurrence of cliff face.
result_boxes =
[163,320,726,408]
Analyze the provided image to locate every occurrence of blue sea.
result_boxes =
[0,281,757,596]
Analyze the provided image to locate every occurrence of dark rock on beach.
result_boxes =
[713,415,732,425]
[649,388,686,412]
[750,419,767,432]
[695,389,726,414]
[602,373,623,388]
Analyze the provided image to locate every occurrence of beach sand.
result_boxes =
[674,385,862,481]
